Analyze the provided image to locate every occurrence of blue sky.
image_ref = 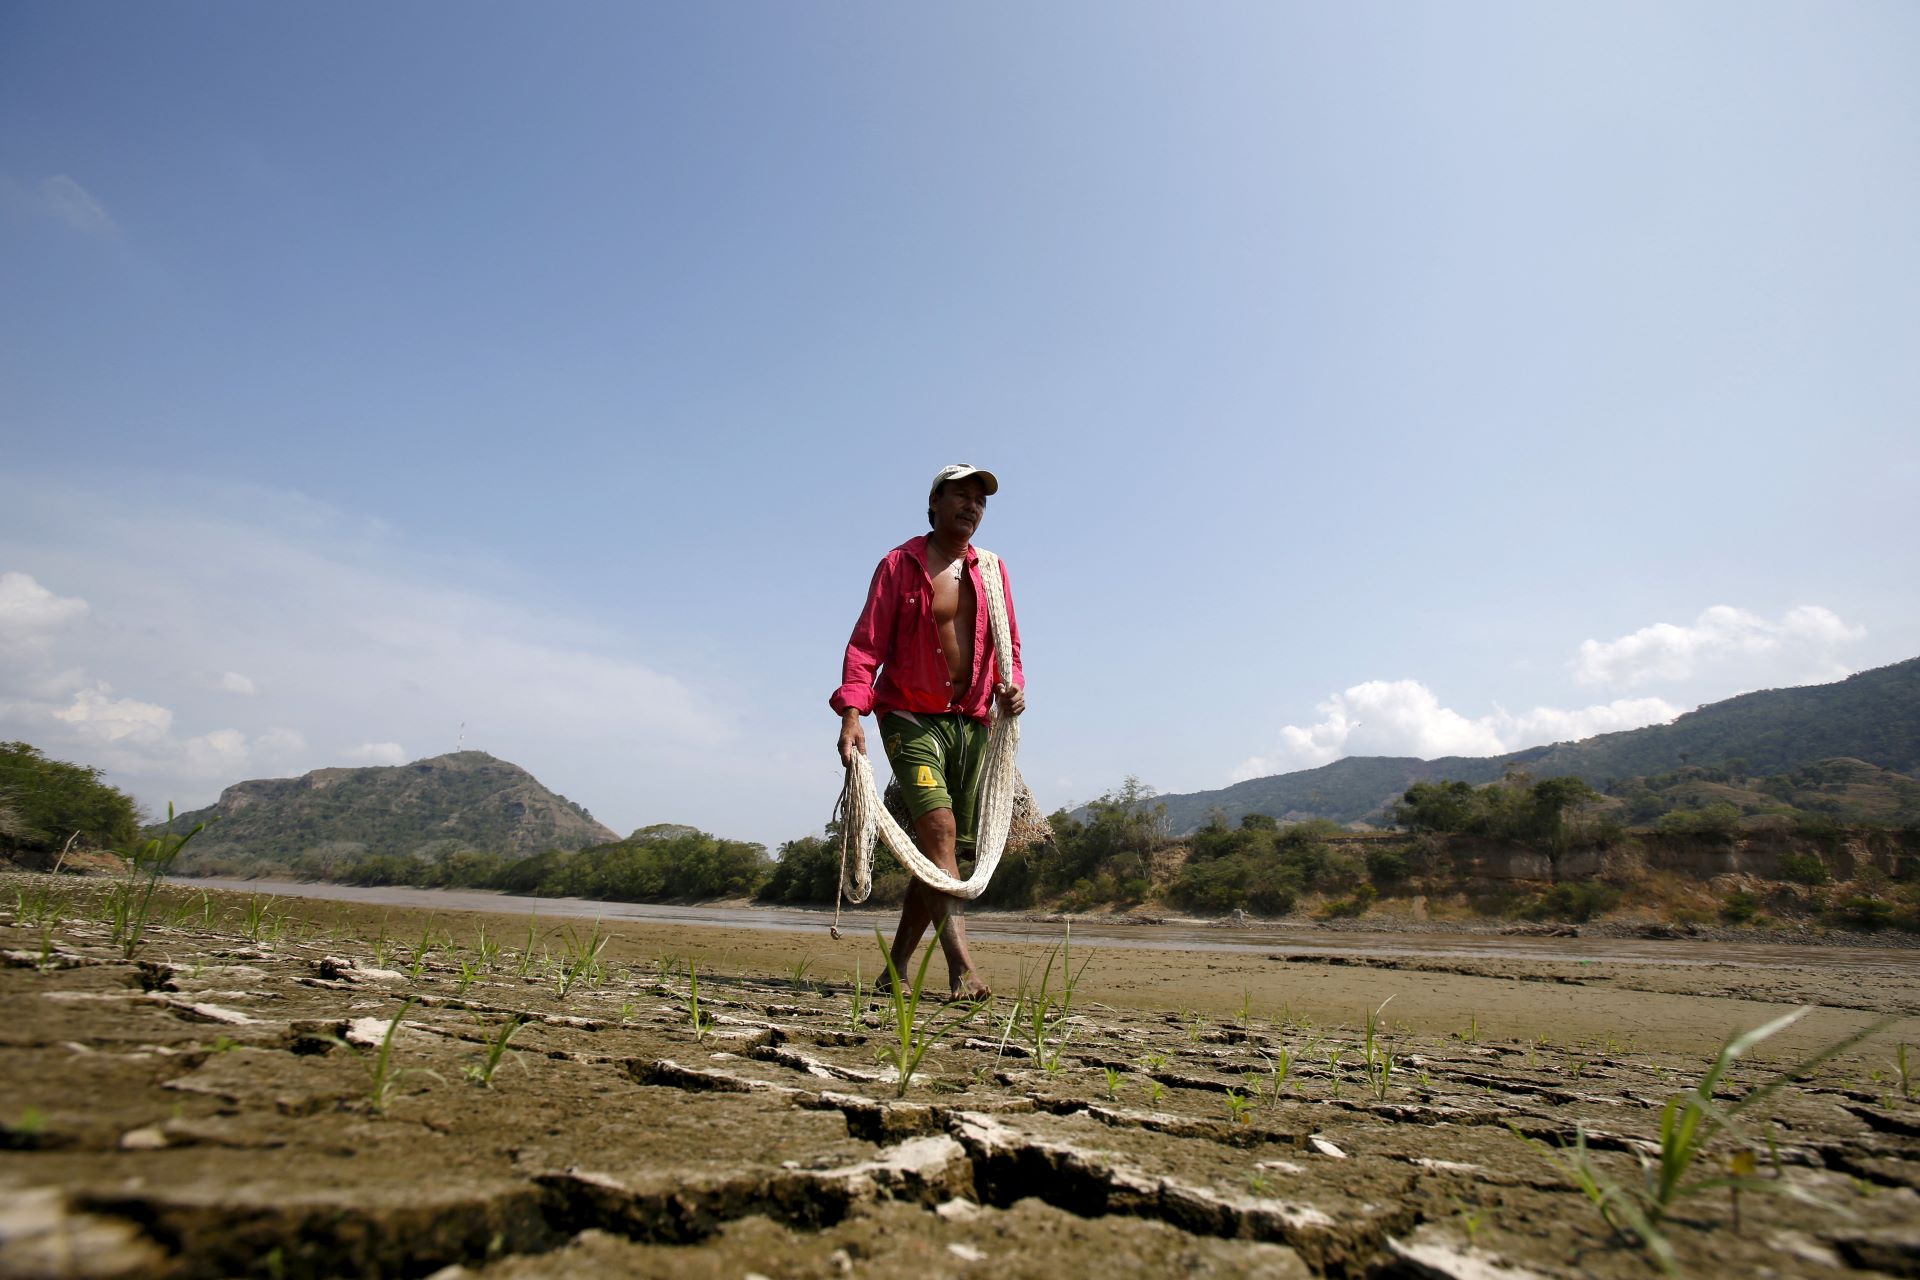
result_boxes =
[3,3,1916,849]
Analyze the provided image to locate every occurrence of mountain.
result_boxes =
[158,751,619,866]
[1138,657,1920,833]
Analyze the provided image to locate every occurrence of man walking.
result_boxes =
[833,464,1026,1000]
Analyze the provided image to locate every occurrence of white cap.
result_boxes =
[929,464,1000,499]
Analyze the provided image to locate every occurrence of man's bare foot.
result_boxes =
[947,973,992,1003]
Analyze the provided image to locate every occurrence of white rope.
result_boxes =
[835,549,1020,912]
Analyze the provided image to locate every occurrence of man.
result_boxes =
[833,464,1026,1000]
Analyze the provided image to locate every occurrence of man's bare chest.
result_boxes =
[927,558,973,627]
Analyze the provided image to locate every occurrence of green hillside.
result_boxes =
[159,751,619,872]
[1148,657,1920,832]
[1521,657,1920,783]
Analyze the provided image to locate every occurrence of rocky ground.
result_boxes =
[2,871,1918,1279]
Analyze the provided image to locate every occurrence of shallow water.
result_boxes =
[174,876,1918,973]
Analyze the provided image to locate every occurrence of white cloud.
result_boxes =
[256,727,307,755]
[1573,604,1865,689]
[1231,679,1680,781]
[51,685,174,746]
[183,728,252,776]
[12,175,117,237]
[0,571,88,655]
[346,742,408,765]
[1490,697,1682,745]
[217,671,258,695]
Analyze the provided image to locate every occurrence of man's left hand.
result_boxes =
[996,683,1026,717]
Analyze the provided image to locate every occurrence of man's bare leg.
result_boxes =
[884,808,990,1000]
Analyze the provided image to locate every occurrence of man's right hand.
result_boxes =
[837,712,867,767]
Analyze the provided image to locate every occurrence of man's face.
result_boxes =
[932,476,990,538]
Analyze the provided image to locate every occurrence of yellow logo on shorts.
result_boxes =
[915,765,937,788]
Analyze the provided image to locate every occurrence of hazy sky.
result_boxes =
[4,3,1916,850]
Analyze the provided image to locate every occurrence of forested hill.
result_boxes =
[157,751,619,869]
[1145,657,1920,832]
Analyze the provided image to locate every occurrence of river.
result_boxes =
[172,876,1919,974]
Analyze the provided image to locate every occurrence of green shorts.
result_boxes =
[880,711,991,849]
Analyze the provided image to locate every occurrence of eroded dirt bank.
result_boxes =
[3,871,1917,1279]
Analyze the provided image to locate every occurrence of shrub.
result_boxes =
[1828,896,1892,931]
[1720,890,1760,924]
[1321,883,1378,919]
[1525,881,1620,923]
[1778,852,1830,886]
[1825,896,1890,930]
[1790,813,1846,844]
[1171,853,1300,915]
[1246,876,1297,916]
[1657,803,1742,842]
[1364,846,1411,885]
[0,741,141,856]
[757,834,843,904]
[1041,778,1168,891]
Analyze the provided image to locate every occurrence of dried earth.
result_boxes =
[2,871,1917,1280]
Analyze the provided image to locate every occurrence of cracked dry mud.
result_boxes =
[2,875,1917,1279]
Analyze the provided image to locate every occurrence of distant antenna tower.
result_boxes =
[456,722,466,752]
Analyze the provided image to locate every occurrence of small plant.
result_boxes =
[1102,1065,1125,1101]
[1248,1170,1273,1196]
[107,805,209,960]
[453,960,481,997]
[1898,1044,1913,1102]
[1014,927,1089,1072]
[208,1034,241,1054]
[872,927,982,1097]
[474,926,501,972]
[686,962,714,1041]
[1238,988,1254,1031]
[1461,1012,1479,1043]
[554,922,608,999]
[616,999,635,1024]
[515,917,540,978]
[241,896,270,942]
[1186,1011,1207,1043]
[787,955,816,992]
[330,999,430,1115]
[1224,1088,1253,1125]
[1326,1048,1344,1098]
[1145,1079,1166,1107]
[14,884,65,929]
[1456,1202,1492,1245]
[1517,1007,1892,1276]
[1263,1045,1293,1100]
[1361,996,1397,1101]
[846,961,866,1032]
[1138,1050,1168,1071]
[464,1014,528,1087]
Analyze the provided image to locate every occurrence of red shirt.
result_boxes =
[832,535,1025,725]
